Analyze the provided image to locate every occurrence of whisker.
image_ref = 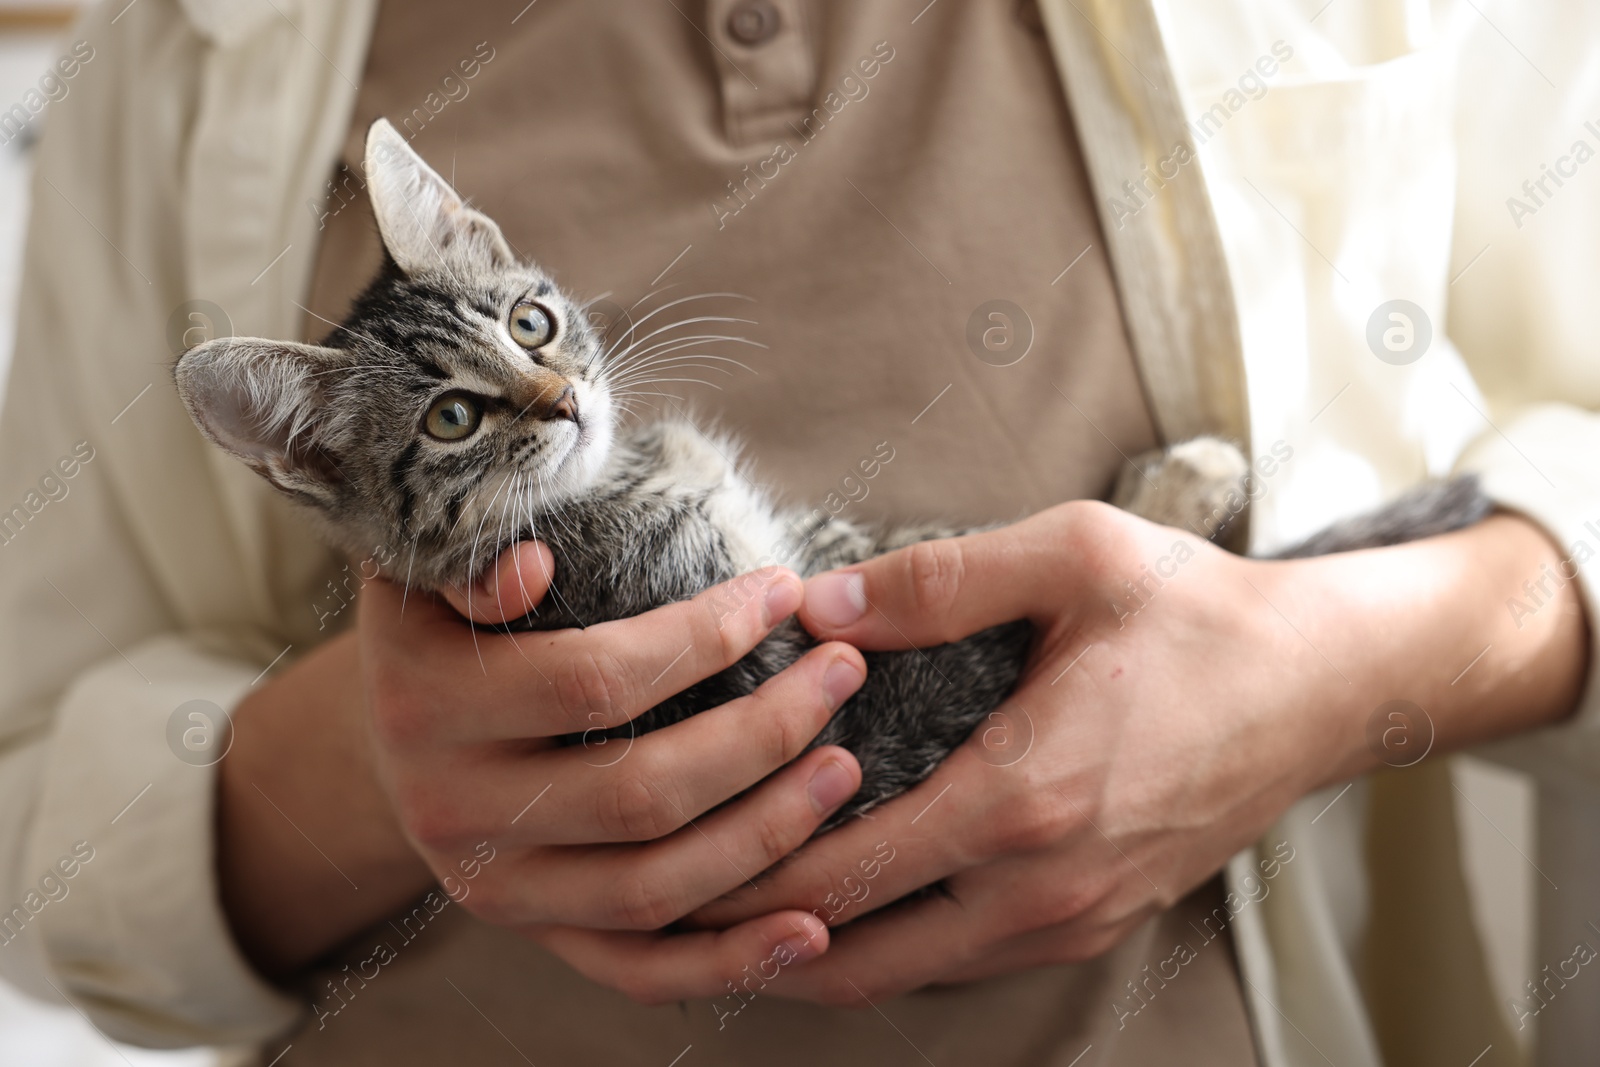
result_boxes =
[602,335,766,376]
[463,466,523,675]
[601,302,753,366]
[399,533,421,617]
[602,316,760,370]
[609,367,739,392]
[615,377,724,393]
[579,283,685,373]
[615,389,691,405]
[530,469,588,627]
[293,301,414,363]
[600,291,753,363]
[610,354,741,374]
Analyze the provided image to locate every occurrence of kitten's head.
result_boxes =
[175,119,616,587]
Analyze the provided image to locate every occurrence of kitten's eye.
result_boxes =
[423,392,482,441]
[508,302,554,349]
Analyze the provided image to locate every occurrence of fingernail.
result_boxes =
[478,563,503,601]
[807,759,856,816]
[807,572,866,629]
[496,541,537,588]
[773,925,825,965]
[821,658,863,712]
[763,573,802,626]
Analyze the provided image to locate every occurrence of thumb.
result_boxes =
[797,520,1057,650]
[441,541,555,624]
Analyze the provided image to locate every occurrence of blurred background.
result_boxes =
[0,0,1547,1064]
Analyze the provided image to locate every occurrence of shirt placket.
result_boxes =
[703,0,816,146]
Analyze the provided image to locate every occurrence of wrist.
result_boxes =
[1284,513,1589,789]
[218,631,434,978]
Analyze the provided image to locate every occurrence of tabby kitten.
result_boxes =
[174,120,1489,825]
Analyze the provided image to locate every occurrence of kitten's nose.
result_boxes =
[541,384,578,422]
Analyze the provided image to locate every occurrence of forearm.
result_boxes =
[218,631,434,979]
[1292,513,1590,785]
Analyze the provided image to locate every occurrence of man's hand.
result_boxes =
[530,500,1588,1004]
[363,546,870,995]
[219,544,866,983]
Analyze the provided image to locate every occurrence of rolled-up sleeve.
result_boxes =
[1444,1,1600,771]
[22,639,302,1046]
[1457,406,1600,737]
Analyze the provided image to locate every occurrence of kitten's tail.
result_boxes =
[1264,475,1493,560]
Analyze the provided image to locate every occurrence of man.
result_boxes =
[0,1,1593,1064]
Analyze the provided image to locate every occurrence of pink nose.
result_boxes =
[542,384,578,422]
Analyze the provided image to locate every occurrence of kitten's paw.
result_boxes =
[1110,436,1248,539]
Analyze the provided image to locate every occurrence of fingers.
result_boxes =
[524,745,862,929]
[442,541,554,623]
[798,512,1068,650]
[752,890,978,1006]
[525,643,866,844]
[683,750,991,931]
[527,910,829,1006]
[364,565,807,744]
[532,846,1155,1009]
[745,837,1155,1005]
[766,892,1152,1006]
[523,567,808,737]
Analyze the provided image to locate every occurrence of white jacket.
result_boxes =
[0,0,1595,1063]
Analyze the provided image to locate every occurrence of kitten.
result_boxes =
[174,120,1489,826]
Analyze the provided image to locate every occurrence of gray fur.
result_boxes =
[174,121,1492,829]
[1267,476,1492,559]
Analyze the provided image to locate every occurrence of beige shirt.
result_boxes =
[3,1,1600,1065]
[288,0,1254,1063]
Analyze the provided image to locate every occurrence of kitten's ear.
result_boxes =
[363,118,515,275]
[174,337,348,504]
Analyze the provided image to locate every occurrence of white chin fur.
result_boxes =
[546,377,614,496]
